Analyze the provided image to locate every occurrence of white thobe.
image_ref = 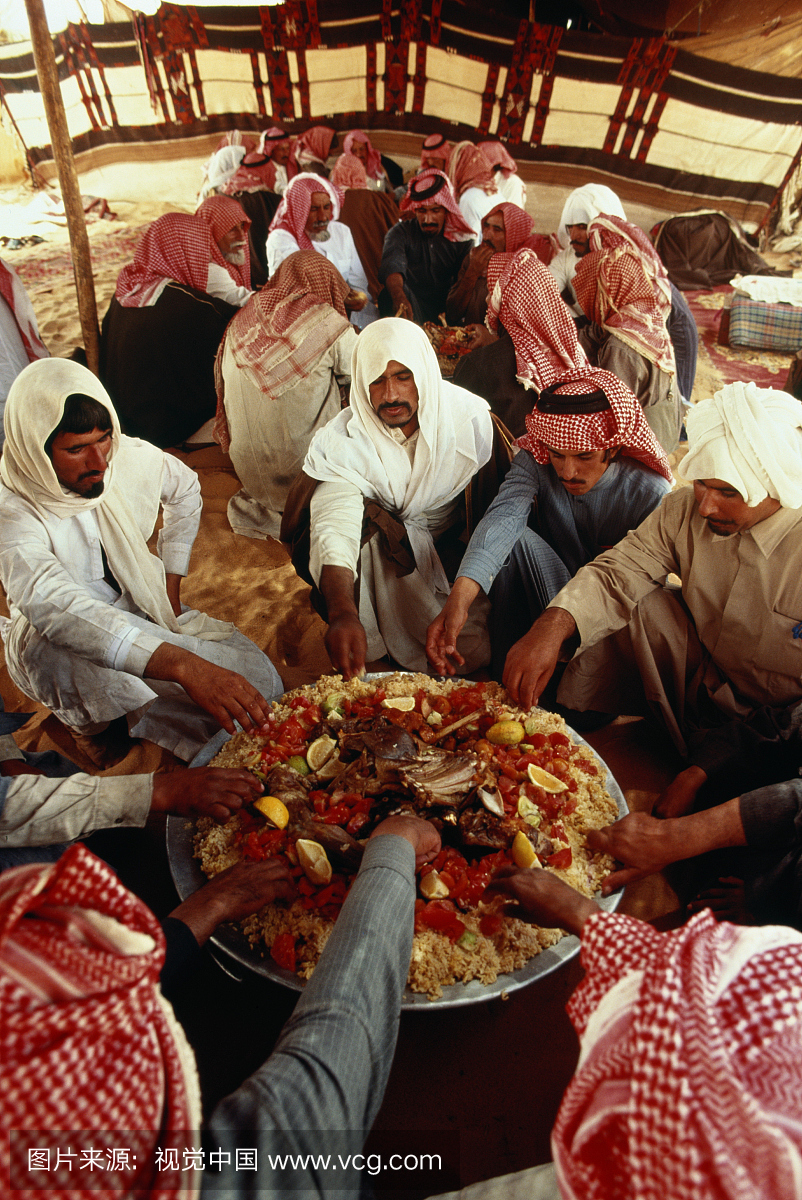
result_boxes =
[265,223,378,329]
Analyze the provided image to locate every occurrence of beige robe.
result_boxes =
[550,489,802,754]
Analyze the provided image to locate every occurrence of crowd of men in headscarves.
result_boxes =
[3,120,802,1200]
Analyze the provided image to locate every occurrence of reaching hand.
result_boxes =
[151,766,264,824]
[587,813,677,896]
[484,866,600,936]
[325,613,367,680]
[425,609,466,675]
[169,858,297,945]
[180,660,273,735]
[371,815,441,870]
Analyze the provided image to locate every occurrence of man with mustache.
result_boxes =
[427,247,672,685]
[266,173,375,329]
[299,319,494,677]
[378,168,474,323]
[493,382,802,820]
[0,358,283,765]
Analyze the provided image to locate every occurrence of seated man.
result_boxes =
[427,268,672,680]
[291,125,337,176]
[453,246,590,437]
[266,173,375,329]
[205,129,295,285]
[340,129,403,191]
[379,168,474,324]
[216,251,358,540]
[0,359,283,763]
[299,319,495,676]
[446,140,500,243]
[0,258,48,447]
[548,182,627,314]
[499,381,802,818]
[99,197,253,448]
[574,214,683,454]
[479,139,527,207]
[419,132,452,170]
[446,201,554,329]
[551,182,698,405]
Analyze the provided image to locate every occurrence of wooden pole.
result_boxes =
[24,0,100,373]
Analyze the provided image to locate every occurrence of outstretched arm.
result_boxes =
[586,798,746,895]
[144,642,273,733]
[426,576,481,675]
[502,606,577,709]
[319,564,368,680]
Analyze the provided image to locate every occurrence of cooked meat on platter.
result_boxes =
[194,673,619,999]
[423,322,474,376]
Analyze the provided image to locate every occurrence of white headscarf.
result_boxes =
[304,319,494,591]
[558,183,627,249]
[1,358,232,639]
[199,144,246,202]
[682,381,802,509]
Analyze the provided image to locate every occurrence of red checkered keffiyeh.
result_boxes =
[399,169,474,242]
[574,213,675,376]
[195,195,251,290]
[486,202,556,263]
[447,141,497,198]
[331,153,368,190]
[553,910,802,1200]
[269,174,345,252]
[0,844,201,1199]
[343,130,383,181]
[420,133,452,166]
[116,200,250,307]
[487,247,586,387]
[215,249,351,449]
[293,125,335,171]
[223,128,296,195]
[488,249,672,481]
[478,140,518,177]
[0,259,48,361]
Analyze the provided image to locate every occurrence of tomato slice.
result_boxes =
[548,846,573,870]
[271,932,296,972]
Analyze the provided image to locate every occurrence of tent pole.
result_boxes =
[24,0,100,374]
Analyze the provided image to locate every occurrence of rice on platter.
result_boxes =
[194,673,619,1000]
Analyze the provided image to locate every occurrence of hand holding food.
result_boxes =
[484,866,600,936]
[345,288,368,312]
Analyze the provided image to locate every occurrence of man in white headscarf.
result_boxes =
[497,382,802,818]
[301,318,495,676]
[548,183,627,315]
[0,359,283,762]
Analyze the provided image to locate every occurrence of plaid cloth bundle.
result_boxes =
[729,290,802,352]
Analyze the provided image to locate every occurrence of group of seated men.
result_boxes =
[2,127,802,1200]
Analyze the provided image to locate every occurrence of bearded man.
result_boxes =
[266,173,375,329]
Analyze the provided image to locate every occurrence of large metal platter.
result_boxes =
[167,678,627,1009]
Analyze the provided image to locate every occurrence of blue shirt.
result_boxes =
[459,451,671,593]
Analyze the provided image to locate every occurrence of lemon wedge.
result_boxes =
[420,869,450,899]
[517,797,541,827]
[527,763,568,793]
[296,839,332,885]
[486,720,524,745]
[253,795,289,829]
[512,829,538,869]
[306,735,337,772]
[381,696,416,711]
[315,753,345,780]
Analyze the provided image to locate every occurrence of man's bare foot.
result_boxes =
[653,764,708,819]
[687,876,754,925]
